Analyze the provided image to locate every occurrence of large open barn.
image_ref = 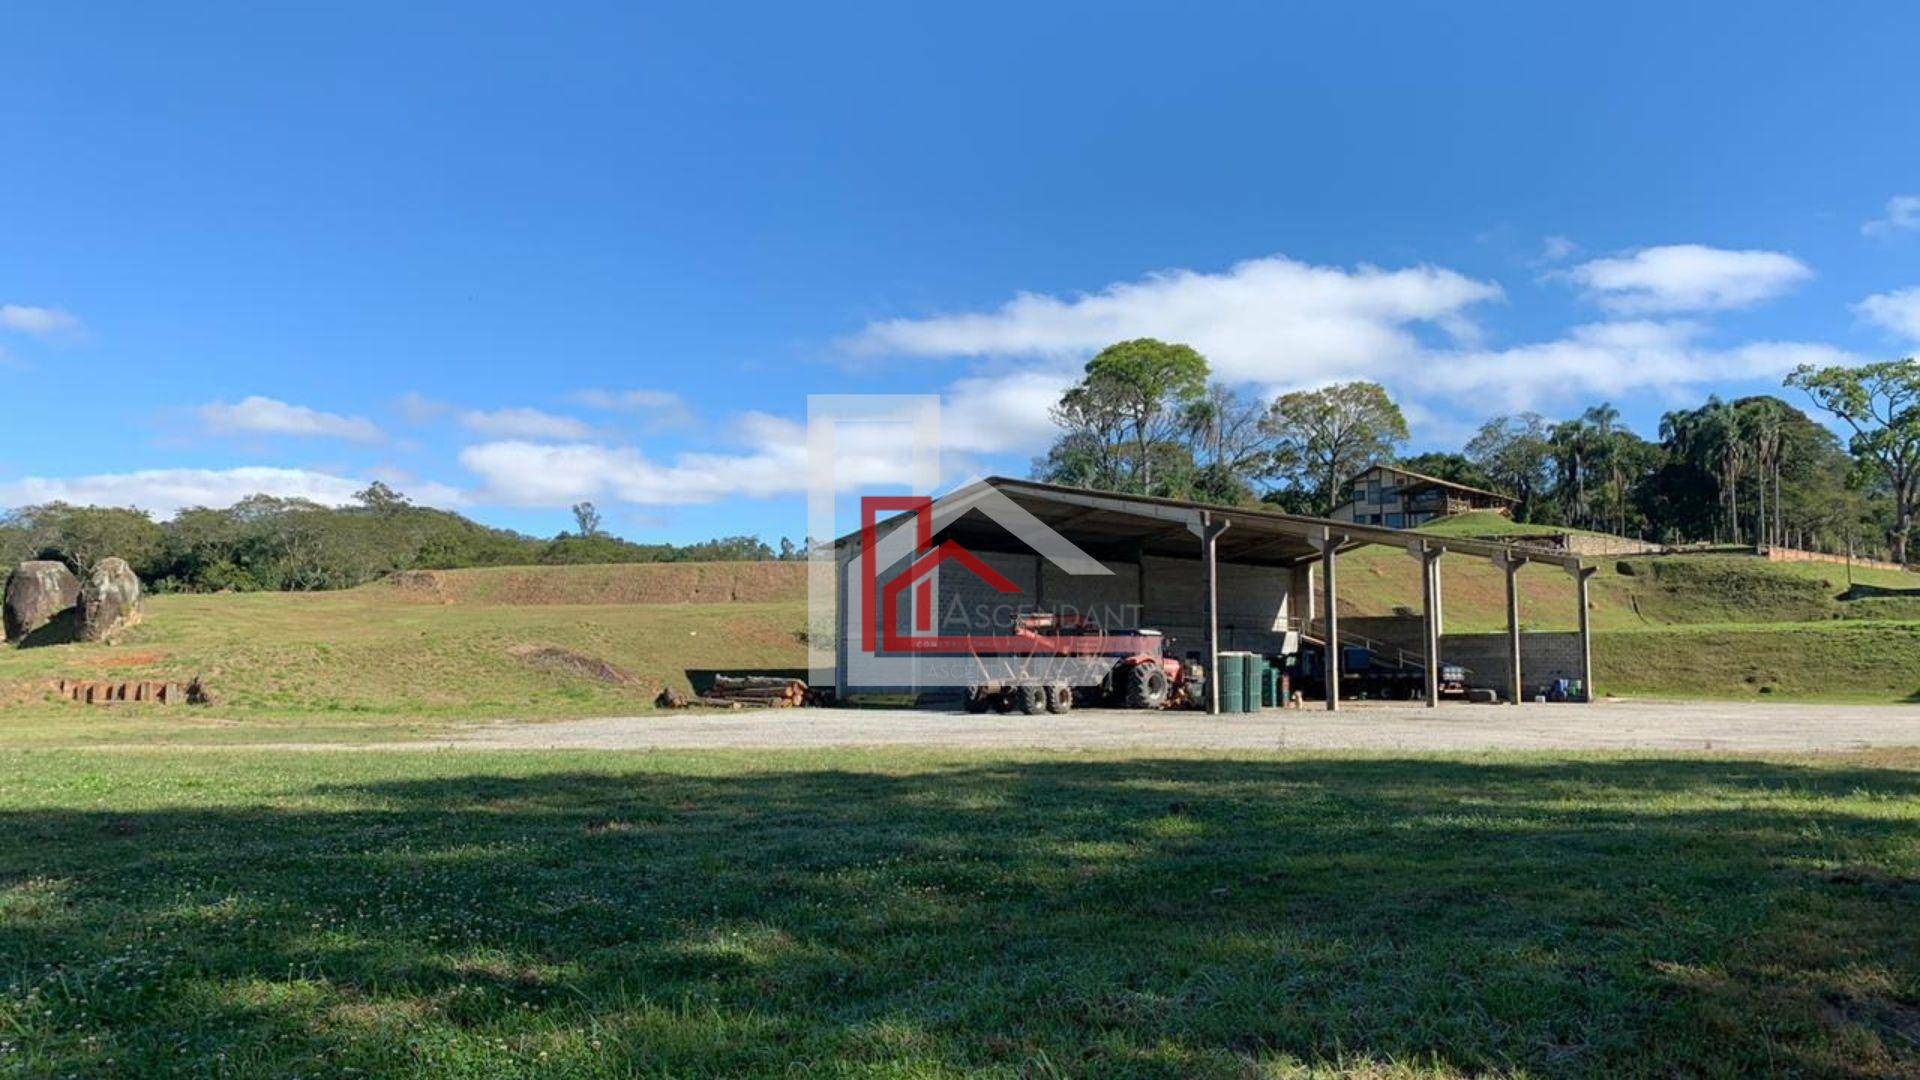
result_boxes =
[829,477,1598,711]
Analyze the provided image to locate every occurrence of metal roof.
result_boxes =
[1342,464,1519,505]
[838,476,1576,571]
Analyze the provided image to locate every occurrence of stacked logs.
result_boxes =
[656,675,811,710]
[50,677,212,706]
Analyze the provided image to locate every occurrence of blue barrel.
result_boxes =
[1217,652,1246,713]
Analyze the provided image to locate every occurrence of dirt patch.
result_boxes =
[386,570,452,603]
[93,650,169,668]
[388,562,806,606]
[506,644,639,686]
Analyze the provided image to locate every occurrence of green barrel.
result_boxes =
[1261,661,1278,707]
[1216,652,1246,713]
[1242,654,1261,712]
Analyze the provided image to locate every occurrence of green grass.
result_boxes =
[1326,547,1920,701]
[6,550,1918,744]
[0,747,1915,1078]
[1595,621,1920,702]
[0,586,806,745]
[1338,546,1920,633]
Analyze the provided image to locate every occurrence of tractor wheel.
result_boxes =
[964,687,991,713]
[1124,663,1170,709]
[1016,685,1046,715]
[992,691,1015,714]
[1045,683,1073,713]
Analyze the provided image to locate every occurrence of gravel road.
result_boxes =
[446,698,1920,752]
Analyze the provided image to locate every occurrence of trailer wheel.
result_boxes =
[992,691,1015,714]
[1045,684,1073,713]
[1016,685,1046,715]
[964,687,991,713]
[1123,663,1170,709]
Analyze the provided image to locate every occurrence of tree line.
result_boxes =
[0,485,806,593]
[1033,339,1920,564]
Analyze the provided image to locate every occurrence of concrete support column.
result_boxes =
[1188,512,1232,715]
[1407,540,1444,708]
[1493,552,1527,704]
[1568,563,1597,702]
[1319,530,1345,712]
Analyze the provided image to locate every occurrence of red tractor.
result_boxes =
[1092,629,1206,710]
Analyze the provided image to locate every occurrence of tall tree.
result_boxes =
[1072,338,1210,495]
[1180,384,1268,504]
[1262,381,1408,513]
[1548,417,1598,529]
[571,501,604,538]
[1581,403,1633,535]
[1466,413,1553,522]
[1787,359,1920,564]
[1040,383,1129,492]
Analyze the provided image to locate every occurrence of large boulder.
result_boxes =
[78,557,144,642]
[4,560,81,644]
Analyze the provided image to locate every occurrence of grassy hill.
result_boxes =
[1338,534,1920,633]
[0,562,810,745]
[1334,525,1920,701]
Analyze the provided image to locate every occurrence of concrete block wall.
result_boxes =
[1439,632,1584,699]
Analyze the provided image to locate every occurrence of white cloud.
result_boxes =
[460,411,923,507]
[1863,195,1920,237]
[199,396,384,442]
[939,367,1077,454]
[0,304,83,338]
[572,388,683,410]
[1,467,375,518]
[397,391,451,424]
[1854,287,1920,344]
[1425,320,1857,409]
[570,388,695,430]
[458,407,593,440]
[844,254,1503,386]
[1537,235,1579,264]
[1564,244,1811,313]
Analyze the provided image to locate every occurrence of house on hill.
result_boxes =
[1330,465,1517,528]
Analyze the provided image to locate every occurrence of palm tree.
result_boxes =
[1737,399,1784,548]
[1551,417,1604,529]
[1582,402,1627,534]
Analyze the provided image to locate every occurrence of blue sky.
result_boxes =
[4,2,1918,543]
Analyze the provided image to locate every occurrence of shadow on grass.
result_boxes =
[3,757,1917,1077]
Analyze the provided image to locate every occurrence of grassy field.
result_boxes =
[0,747,1914,1078]
[0,575,804,745]
[2,546,1918,745]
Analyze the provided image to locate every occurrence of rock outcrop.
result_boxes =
[4,560,81,644]
[78,557,144,642]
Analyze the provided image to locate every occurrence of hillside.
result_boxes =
[1334,532,1920,702]
[3,548,1916,745]
[1336,538,1920,632]
[0,562,810,745]
[385,560,807,605]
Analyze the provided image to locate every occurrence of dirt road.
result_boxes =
[450,698,1920,752]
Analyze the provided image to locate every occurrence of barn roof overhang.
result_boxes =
[835,477,1577,571]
